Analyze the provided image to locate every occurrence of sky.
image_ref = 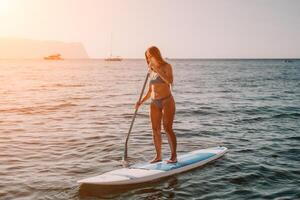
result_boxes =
[0,0,299,58]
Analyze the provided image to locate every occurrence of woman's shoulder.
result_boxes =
[163,62,171,66]
[161,62,172,72]
[160,62,171,69]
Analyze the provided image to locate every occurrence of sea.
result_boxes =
[0,59,299,200]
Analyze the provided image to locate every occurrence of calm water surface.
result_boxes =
[0,59,299,200]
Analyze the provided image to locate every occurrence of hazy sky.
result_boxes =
[0,0,299,58]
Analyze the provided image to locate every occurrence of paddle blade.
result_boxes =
[121,157,129,168]
[121,156,139,168]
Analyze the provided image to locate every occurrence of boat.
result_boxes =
[104,32,122,61]
[104,56,123,61]
[44,54,63,60]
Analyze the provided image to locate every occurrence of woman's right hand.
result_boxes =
[135,100,142,109]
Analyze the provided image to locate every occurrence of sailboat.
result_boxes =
[105,32,123,61]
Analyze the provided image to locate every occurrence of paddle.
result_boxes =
[122,69,151,167]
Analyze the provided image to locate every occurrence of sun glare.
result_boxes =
[0,0,12,15]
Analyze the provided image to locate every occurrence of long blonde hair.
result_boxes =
[145,46,168,66]
[145,46,174,89]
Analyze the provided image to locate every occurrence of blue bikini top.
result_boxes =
[149,71,166,84]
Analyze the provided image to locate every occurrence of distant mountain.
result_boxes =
[0,38,89,59]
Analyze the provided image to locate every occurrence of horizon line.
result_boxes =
[0,58,299,60]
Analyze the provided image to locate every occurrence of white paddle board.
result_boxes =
[77,146,228,185]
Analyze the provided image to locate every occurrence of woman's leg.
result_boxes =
[149,101,163,163]
[162,95,177,163]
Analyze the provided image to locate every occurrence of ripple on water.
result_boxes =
[0,59,299,199]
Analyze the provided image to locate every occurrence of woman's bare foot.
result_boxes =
[166,156,177,164]
[149,157,162,163]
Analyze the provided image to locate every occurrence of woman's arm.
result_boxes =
[151,63,173,85]
[141,84,152,103]
[135,84,151,109]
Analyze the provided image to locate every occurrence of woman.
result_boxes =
[135,46,177,164]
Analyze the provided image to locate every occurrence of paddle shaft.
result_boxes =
[123,71,150,160]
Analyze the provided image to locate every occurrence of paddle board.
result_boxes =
[77,146,228,185]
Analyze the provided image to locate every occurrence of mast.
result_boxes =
[110,32,113,57]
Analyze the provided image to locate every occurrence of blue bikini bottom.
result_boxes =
[151,94,172,109]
